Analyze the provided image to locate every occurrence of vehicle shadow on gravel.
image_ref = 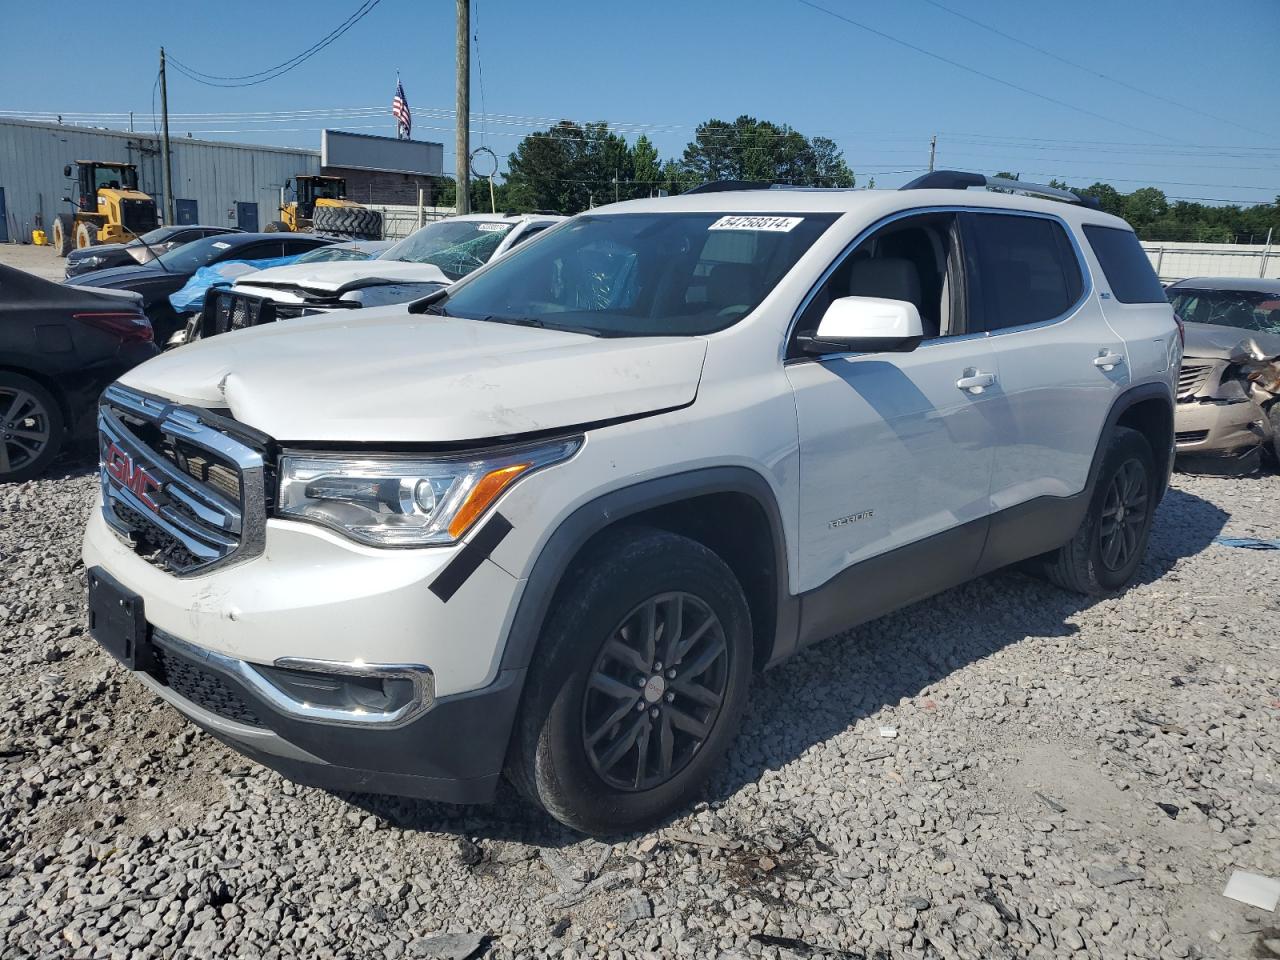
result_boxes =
[320,486,1230,846]
[706,484,1229,818]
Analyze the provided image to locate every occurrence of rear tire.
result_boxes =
[74,220,99,249]
[52,213,76,257]
[506,527,753,835]
[1041,426,1157,596]
[0,373,65,483]
[311,205,383,240]
[263,220,290,233]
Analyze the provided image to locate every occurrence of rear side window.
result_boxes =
[966,213,1084,331]
[1083,225,1164,303]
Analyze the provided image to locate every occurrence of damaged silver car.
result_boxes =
[1167,278,1280,473]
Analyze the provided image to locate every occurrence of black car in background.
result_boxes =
[65,225,242,279]
[66,232,334,344]
[0,263,157,482]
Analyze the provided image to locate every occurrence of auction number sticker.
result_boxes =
[708,215,803,232]
[211,241,231,249]
[476,222,508,232]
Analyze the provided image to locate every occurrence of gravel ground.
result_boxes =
[0,243,67,281]
[2,462,1278,960]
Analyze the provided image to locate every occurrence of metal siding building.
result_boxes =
[0,118,319,242]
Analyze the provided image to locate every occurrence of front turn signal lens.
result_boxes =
[449,463,530,538]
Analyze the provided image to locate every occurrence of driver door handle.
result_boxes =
[1094,351,1125,370]
[956,370,996,394]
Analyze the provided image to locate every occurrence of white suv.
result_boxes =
[82,173,1179,834]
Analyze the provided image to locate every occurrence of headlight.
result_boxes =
[277,437,581,546]
[75,255,106,270]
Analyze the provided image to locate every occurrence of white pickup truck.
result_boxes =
[192,212,563,338]
[83,173,1178,834]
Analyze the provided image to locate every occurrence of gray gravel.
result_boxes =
[2,462,1278,959]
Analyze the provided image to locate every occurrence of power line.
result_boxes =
[917,0,1269,138]
[793,0,1176,141]
[166,1,382,88]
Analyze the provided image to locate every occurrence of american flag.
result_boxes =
[392,79,411,140]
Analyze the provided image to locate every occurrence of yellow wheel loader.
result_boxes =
[265,175,382,240]
[51,161,160,257]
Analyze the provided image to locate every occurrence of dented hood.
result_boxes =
[1183,321,1280,361]
[234,259,450,294]
[118,311,707,442]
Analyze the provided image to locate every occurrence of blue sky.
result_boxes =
[3,0,1277,204]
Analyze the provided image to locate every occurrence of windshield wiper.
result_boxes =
[475,315,606,338]
[408,287,450,315]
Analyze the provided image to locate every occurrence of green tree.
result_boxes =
[1124,187,1169,228]
[1075,181,1124,217]
[629,135,662,198]
[678,115,855,188]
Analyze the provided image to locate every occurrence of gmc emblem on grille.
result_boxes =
[104,443,162,512]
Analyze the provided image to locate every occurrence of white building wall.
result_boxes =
[0,118,319,241]
[1142,240,1279,283]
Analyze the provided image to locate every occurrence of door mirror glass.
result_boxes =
[803,296,925,354]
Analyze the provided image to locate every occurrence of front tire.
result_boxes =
[1042,426,1157,595]
[0,373,65,483]
[507,528,753,835]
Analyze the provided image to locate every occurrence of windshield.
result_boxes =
[93,166,138,191]
[381,219,516,280]
[156,236,238,273]
[1169,288,1280,334]
[293,245,374,264]
[436,212,838,337]
[137,226,175,244]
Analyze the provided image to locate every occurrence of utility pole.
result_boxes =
[928,135,936,173]
[159,47,174,225]
[455,0,470,215]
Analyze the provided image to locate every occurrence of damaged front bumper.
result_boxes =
[1175,342,1278,473]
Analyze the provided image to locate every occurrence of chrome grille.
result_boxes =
[99,384,267,576]
[1177,361,1214,399]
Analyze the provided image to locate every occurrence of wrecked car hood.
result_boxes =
[118,311,707,442]
[1182,322,1280,360]
[233,260,450,295]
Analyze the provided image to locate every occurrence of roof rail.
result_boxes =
[901,170,1099,208]
[683,179,774,194]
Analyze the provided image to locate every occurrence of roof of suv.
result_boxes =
[1167,277,1280,293]
[591,187,1132,229]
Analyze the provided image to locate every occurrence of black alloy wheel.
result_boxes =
[0,377,63,482]
[1098,458,1148,572]
[581,591,730,792]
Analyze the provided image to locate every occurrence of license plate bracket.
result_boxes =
[87,567,151,671]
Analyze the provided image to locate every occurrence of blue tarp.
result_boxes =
[168,256,303,314]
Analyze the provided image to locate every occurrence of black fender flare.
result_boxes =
[497,465,800,674]
[1086,380,1176,501]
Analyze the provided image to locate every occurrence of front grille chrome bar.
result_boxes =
[99,383,267,576]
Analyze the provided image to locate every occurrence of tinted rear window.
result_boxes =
[1083,225,1165,303]
[968,212,1084,331]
